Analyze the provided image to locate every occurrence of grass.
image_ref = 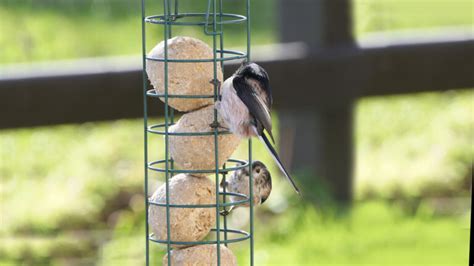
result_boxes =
[97,201,470,265]
[1,90,471,265]
[249,202,469,265]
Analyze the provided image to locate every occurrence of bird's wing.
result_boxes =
[233,76,275,143]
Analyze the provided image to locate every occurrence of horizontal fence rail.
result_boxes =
[1,34,473,129]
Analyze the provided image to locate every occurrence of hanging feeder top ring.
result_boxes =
[145,13,247,26]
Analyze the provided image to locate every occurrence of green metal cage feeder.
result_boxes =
[141,0,254,265]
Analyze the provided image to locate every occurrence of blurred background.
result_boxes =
[0,0,472,265]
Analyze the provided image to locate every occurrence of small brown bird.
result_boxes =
[220,160,272,216]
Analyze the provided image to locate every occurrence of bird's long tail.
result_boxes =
[258,133,300,194]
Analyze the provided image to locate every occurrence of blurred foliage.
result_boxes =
[0,0,276,64]
[356,90,473,200]
[0,0,472,265]
[354,0,473,35]
[2,0,473,64]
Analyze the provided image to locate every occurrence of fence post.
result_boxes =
[278,0,355,204]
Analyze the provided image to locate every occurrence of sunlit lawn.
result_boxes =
[98,201,470,265]
[1,90,471,265]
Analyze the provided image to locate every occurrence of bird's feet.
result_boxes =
[219,206,234,216]
[209,78,221,88]
[209,121,230,132]
[210,79,222,101]
[220,209,231,216]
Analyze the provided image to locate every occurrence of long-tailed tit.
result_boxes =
[216,62,300,194]
[220,160,272,216]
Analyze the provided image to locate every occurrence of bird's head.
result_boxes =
[236,62,270,83]
[235,62,272,104]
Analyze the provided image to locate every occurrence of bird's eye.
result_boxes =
[255,168,261,174]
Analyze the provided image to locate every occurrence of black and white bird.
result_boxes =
[220,160,272,216]
[215,62,300,194]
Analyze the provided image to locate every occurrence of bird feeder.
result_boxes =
[141,0,255,265]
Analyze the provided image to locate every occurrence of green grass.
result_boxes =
[97,201,470,265]
[1,90,471,264]
[250,202,469,266]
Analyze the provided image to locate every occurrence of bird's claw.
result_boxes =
[209,121,229,132]
[210,79,222,100]
[209,121,221,129]
[220,209,231,216]
[209,78,221,88]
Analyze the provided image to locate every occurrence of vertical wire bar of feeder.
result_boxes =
[166,0,172,43]
[167,0,174,172]
[140,0,149,265]
[218,0,224,62]
[246,0,251,60]
[248,138,254,265]
[163,0,172,265]
[210,0,221,264]
[246,0,254,265]
[174,0,178,17]
[217,0,229,247]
